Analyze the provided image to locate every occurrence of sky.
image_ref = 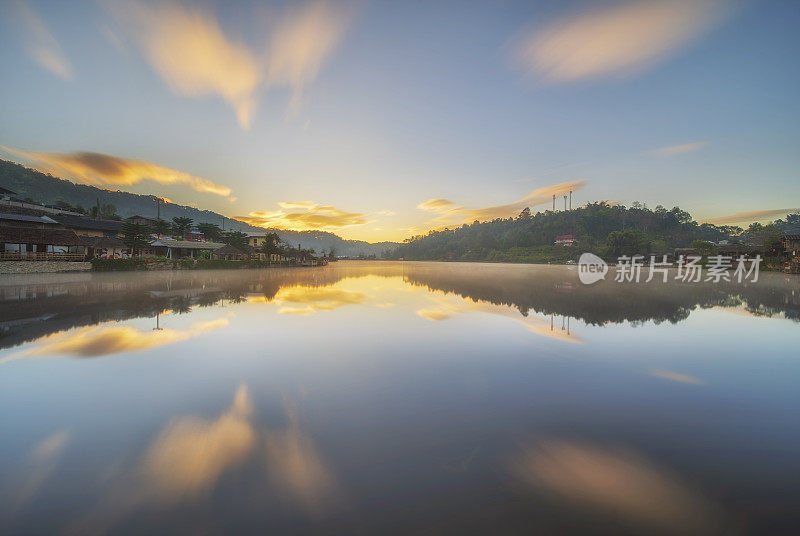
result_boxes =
[0,0,798,242]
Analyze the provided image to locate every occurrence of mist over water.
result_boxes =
[1,262,798,535]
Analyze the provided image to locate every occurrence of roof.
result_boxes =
[128,215,156,221]
[0,227,85,246]
[150,239,225,250]
[81,235,127,249]
[0,212,58,224]
[213,244,244,256]
[783,226,800,239]
[52,214,124,232]
[0,186,17,196]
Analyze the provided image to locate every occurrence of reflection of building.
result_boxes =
[555,235,577,246]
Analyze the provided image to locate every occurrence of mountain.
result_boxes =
[0,159,398,257]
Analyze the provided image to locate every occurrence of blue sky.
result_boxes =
[1,0,798,241]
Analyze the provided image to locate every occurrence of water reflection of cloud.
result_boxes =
[273,286,367,315]
[416,299,582,343]
[649,369,706,386]
[0,430,70,516]
[264,399,342,513]
[1,318,229,363]
[511,439,724,534]
[141,384,256,501]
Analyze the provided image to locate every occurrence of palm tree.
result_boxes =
[171,217,194,238]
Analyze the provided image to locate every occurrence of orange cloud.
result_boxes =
[0,146,232,198]
[418,180,586,226]
[273,286,367,315]
[239,202,369,232]
[702,208,799,225]
[11,0,73,80]
[651,141,708,157]
[2,318,229,362]
[107,0,355,127]
[513,0,731,83]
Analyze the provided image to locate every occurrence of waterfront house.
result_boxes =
[149,238,225,259]
[81,235,128,259]
[51,213,124,238]
[212,244,246,260]
[0,210,87,260]
[127,215,158,226]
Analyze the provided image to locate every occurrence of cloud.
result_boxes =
[238,202,369,232]
[265,1,354,113]
[418,180,586,226]
[106,0,354,127]
[416,308,454,321]
[0,146,232,198]
[11,0,73,80]
[512,0,731,83]
[702,208,799,225]
[510,439,724,534]
[651,142,708,157]
[649,369,706,385]
[2,318,229,363]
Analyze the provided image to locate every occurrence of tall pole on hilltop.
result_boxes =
[552,194,555,211]
[569,190,572,210]
[563,195,567,211]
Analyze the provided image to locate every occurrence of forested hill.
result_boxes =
[387,202,786,263]
[0,159,396,257]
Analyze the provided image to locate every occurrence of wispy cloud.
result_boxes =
[651,141,708,157]
[239,202,369,232]
[417,180,586,227]
[0,146,232,198]
[649,369,706,385]
[510,439,724,533]
[265,1,354,113]
[512,0,731,83]
[702,208,799,225]
[11,0,73,80]
[106,0,354,128]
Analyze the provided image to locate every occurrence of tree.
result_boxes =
[517,207,531,220]
[260,231,282,254]
[151,218,171,236]
[606,229,651,257]
[692,239,714,255]
[91,203,120,220]
[122,221,151,256]
[197,222,222,241]
[221,230,249,251]
[171,217,194,238]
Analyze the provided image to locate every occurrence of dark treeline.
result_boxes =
[388,202,796,263]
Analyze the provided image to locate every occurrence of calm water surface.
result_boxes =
[1,261,798,535]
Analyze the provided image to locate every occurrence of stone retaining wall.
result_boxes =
[0,261,92,274]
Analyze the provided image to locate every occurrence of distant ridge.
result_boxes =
[0,159,398,257]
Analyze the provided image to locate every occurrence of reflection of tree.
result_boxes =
[1,264,797,352]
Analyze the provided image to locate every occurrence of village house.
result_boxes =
[212,244,246,260]
[149,238,225,259]
[0,211,86,260]
[554,234,578,247]
[51,213,124,238]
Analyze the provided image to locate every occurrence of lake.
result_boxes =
[1,261,798,535]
